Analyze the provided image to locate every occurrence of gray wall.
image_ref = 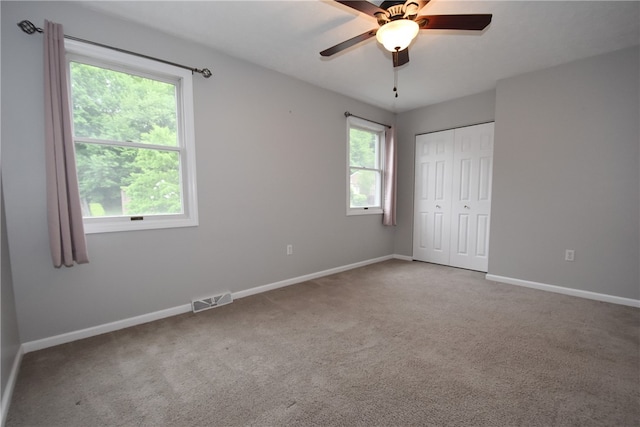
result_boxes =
[490,46,639,299]
[394,90,497,256]
[394,47,639,301]
[1,1,395,342]
[1,184,21,403]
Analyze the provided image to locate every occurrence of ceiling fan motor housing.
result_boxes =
[376,2,419,25]
[387,5,405,19]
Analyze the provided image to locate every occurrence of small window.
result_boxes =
[347,117,385,215]
[66,40,198,233]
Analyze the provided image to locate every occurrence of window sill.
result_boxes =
[347,208,383,216]
[83,216,198,234]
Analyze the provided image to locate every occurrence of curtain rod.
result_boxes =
[17,20,212,78]
[344,112,391,129]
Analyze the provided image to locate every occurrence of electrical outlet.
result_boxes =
[565,249,575,262]
[287,244,293,256]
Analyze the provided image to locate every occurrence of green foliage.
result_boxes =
[349,127,377,168]
[71,62,181,217]
[89,203,106,216]
[71,62,177,144]
[75,143,138,215]
[349,127,380,207]
[351,193,368,207]
[124,140,181,215]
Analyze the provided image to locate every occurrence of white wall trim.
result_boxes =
[393,254,413,262]
[1,345,24,427]
[486,274,640,308]
[22,304,192,353]
[22,255,400,354]
[233,255,394,299]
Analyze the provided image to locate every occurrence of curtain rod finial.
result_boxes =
[344,111,351,118]
[197,68,212,78]
[18,20,42,34]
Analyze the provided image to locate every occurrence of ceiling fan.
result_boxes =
[320,0,492,68]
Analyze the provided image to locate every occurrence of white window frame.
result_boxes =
[346,116,385,216]
[65,39,198,234]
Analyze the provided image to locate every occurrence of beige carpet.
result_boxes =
[7,260,640,426]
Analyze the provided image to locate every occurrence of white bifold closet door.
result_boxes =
[413,122,494,272]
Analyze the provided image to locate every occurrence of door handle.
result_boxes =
[436,205,441,209]
[464,205,470,209]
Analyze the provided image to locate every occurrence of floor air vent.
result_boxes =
[192,292,233,313]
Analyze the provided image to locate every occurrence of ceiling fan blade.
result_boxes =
[320,29,378,57]
[392,48,410,67]
[417,14,492,31]
[335,1,387,18]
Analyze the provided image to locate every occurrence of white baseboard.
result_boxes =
[23,255,400,354]
[392,254,413,262]
[233,255,394,299]
[22,304,192,353]
[1,345,24,427]
[485,274,640,308]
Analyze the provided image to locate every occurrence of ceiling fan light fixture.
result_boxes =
[376,19,420,52]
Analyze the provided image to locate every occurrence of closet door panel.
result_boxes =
[413,130,454,265]
[450,123,494,271]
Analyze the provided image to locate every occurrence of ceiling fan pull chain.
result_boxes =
[393,67,399,98]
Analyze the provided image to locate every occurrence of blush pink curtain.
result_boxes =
[383,126,397,226]
[44,20,89,267]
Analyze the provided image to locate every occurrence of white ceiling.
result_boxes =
[78,0,639,113]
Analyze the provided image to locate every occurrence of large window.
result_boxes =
[66,40,198,233]
[347,117,385,215]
